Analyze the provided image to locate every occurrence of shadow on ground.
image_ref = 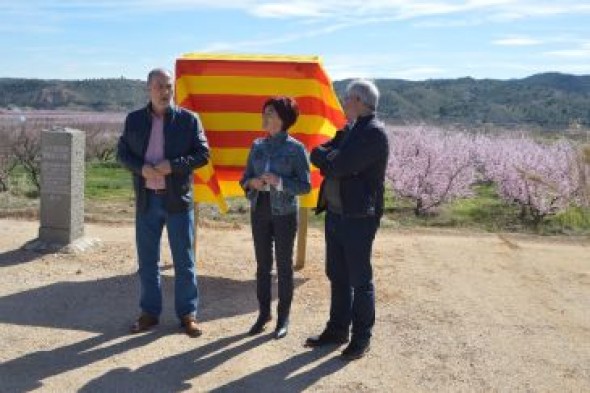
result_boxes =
[0,251,308,392]
[78,335,347,393]
[0,270,306,331]
[0,242,53,267]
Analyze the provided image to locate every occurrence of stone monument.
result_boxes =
[25,127,98,252]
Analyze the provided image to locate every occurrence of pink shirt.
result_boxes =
[144,114,166,190]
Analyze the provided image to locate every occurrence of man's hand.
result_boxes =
[248,178,267,191]
[141,164,160,180]
[327,149,340,160]
[260,173,280,187]
[154,160,172,175]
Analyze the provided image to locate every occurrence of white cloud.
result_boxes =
[392,66,447,80]
[8,0,590,20]
[545,42,590,58]
[250,3,325,18]
[412,17,486,28]
[493,36,543,46]
[250,1,590,21]
[321,53,450,80]
[197,21,357,52]
[487,3,590,21]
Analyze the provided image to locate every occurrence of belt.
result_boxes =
[147,188,167,195]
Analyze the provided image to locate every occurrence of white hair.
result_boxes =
[346,79,379,111]
[147,68,172,86]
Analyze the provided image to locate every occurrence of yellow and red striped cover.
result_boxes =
[175,53,346,212]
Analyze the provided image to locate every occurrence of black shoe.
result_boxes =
[341,341,370,361]
[248,315,271,336]
[304,330,349,347]
[274,321,289,339]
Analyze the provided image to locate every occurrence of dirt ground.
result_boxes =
[0,218,589,392]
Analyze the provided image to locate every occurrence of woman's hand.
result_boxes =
[261,173,280,187]
[248,178,267,190]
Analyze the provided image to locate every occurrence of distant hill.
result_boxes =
[0,78,147,112]
[1,72,589,129]
[335,72,590,130]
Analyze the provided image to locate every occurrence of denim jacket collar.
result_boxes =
[266,130,289,146]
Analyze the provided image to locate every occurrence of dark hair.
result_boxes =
[263,96,299,131]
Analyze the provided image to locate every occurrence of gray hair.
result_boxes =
[147,68,172,86]
[346,79,379,111]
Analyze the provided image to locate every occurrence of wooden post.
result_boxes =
[294,207,309,271]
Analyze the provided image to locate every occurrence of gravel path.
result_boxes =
[1,219,589,392]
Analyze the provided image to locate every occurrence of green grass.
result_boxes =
[6,165,39,198]
[546,206,590,234]
[382,183,590,235]
[3,162,589,235]
[443,184,523,231]
[84,160,133,200]
[6,160,133,201]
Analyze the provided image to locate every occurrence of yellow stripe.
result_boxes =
[181,53,321,63]
[214,180,318,208]
[193,184,229,213]
[218,181,244,197]
[195,177,320,210]
[210,148,250,166]
[176,75,340,110]
[193,184,218,202]
[210,147,339,166]
[300,189,319,208]
[194,162,215,182]
[200,113,337,137]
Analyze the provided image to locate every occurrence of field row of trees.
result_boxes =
[0,116,123,193]
[387,127,590,226]
[1,118,589,229]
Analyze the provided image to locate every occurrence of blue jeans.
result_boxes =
[325,211,379,345]
[135,192,198,320]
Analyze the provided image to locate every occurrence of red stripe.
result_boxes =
[181,95,346,128]
[205,176,221,194]
[176,59,331,86]
[194,173,222,194]
[203,166,243,181]
[205,131,331,149]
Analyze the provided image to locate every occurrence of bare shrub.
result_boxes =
[12,123,42,192]
[84,123,120,162]
[576,144,590,207]
[0,126,17,192]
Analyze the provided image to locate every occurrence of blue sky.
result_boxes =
[1,0,589,81]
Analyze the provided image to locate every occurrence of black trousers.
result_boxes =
[250,193,297,323]
[325,210,380,345]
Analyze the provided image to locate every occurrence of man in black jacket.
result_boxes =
[305,79,389,360]
[117,68,209,337]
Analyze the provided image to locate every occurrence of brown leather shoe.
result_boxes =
[181,315,202,338]
[130,313,159,334]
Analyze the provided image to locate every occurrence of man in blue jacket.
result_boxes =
[117,68,209,337]
[305,79,389,360]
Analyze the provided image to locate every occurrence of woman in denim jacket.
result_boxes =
[240,97,311,339]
